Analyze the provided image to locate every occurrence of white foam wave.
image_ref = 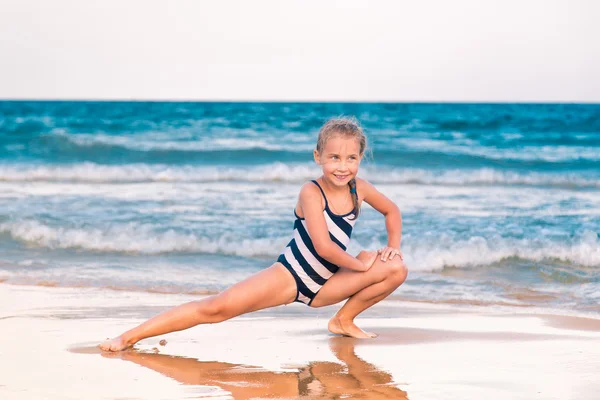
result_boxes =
[51,131,313,152]
[0,220,289,257]
[46,131,600,162]
[0,163,318,183]
[1,221,599,269]
[395,138,600,162]
[0,163,597,188]
[398,230,600,271]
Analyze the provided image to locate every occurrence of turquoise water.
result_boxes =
[1,101,599,312]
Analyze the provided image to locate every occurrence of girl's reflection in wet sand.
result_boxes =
[102,337,408,399]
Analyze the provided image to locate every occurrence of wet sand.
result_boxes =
[1,283,600,399]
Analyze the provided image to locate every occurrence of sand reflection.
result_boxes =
[100,337,408,399]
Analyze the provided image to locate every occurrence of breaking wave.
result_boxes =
[2,220,598,269]
[0,163,597,188]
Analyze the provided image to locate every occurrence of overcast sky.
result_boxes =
[1,0,598,102]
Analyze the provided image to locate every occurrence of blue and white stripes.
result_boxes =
[277,180,357,305]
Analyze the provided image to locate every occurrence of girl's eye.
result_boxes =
[331,156,339,160]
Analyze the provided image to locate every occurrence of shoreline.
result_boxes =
[2,280,599,319]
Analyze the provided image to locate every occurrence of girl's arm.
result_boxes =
[359,179,402,260]
[299,183,374,272]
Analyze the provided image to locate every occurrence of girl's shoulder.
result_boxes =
[298,180,326,206]
[299,180,321,195]
[355,177,376,199]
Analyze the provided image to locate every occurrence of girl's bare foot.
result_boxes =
[328,316,377,339]
[99,336,133,352]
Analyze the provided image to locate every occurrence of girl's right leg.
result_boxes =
[99,263,297,351]
[309,255,408,339]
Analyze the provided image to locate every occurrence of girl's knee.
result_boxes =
[384,257,408,285]
[198,297,230,322]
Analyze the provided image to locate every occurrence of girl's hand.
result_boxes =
[356,250,378,271]
[377,247,402,262]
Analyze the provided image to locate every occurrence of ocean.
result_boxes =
[1,101,599,314]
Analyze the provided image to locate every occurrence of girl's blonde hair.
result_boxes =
[316,117,367,220]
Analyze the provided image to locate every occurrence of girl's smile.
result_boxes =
[314,135,362,189]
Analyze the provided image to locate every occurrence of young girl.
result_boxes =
[100,117,407,351]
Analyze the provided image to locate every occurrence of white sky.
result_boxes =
[1,0,598,102]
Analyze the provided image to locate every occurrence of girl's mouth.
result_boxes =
[334,174,349,181]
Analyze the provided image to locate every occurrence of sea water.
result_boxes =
[1,102,598,313]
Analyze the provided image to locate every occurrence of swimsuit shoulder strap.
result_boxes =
[310,180,328,208]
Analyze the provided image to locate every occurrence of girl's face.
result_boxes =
[314,134,363,188]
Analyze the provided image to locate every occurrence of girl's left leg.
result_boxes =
[309,255,408,338]
[100,263,297,351]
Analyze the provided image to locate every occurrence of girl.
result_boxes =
[100,117,407,351]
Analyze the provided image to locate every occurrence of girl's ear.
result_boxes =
[313,149,321,164]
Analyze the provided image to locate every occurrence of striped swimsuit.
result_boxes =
[277,180,357,305]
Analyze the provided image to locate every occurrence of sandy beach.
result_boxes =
[1,283,599,399]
